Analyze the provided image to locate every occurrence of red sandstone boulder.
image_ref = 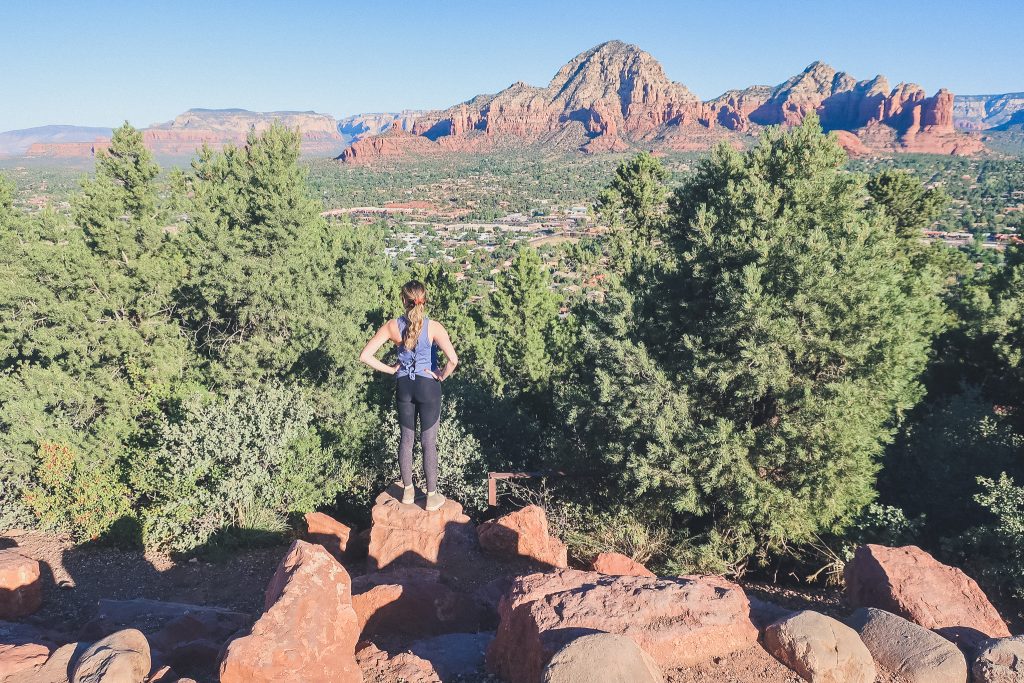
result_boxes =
[367,484,476,571]
[0,550,42,619]
[848,607,967,683]
[0,641,49,681]
[845,544,1010,647]
[17,642,83,683]
[219,540,361,683]
[356,643,440,683]
[973,635,1024,682]
[351,567,484,637]
[487,569,757,683]
[478,506,568,569]
[591,552,655,577]
[305,511,352,561]
[0,622,53,681]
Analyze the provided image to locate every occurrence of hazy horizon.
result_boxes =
[3,0,1023,131]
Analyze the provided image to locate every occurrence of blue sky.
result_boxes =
[2,0,1021,131]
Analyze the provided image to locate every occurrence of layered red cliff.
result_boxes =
[339,42,984,163]
[19,43,986,162]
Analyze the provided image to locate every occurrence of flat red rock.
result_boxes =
[487,569,757,683]
[367,485,476,571]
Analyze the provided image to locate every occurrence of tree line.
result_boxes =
[2,118,1023,608]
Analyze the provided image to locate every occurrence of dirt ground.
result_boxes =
[0,529,908,683]
[2,529,285,642]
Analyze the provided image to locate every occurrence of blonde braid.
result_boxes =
[400,280,428,350]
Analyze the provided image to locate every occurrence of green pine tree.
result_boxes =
[560,116,946,568]
[0,175,15,230]
[74,123,162,261]
[598,151,670,278]
[866,168,949,241]
[174,123,394,449]
[486,245,563,396]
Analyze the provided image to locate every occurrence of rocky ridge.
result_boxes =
[0,126,114,157]
[2,488,1021,683]
[340,40,986,162]
[9,42,1006,162]
[954,93,1024,130]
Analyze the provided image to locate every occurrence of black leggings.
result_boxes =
[396,375,442,492]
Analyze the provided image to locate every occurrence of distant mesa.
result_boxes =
[339,40,988,163]
[337,111,425,141]
[0,125,113,157]
[954,92,1024,130]
[18,109,350,159]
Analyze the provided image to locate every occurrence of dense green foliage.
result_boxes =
[556,119,949,571]
[2,117,1022,618]
[1,124,392,547]
[849,155,1024,235]
[138,385,350,552]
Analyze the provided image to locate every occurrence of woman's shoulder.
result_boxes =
[386,318,404,342]
[426,318,448,339]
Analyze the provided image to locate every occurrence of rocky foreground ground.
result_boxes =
[1,484,1022,683]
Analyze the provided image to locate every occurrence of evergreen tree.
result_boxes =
[0,175,15,230]
[0,204,186,532]
[561,117,946,567]
[985,245,1024,417]
[174,123,393,452]
[74,123,162,261]
[598,152,670,278]
[486,245,562,396]
[866,168,949,241]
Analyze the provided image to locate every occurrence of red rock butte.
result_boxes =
[340,40,985,163]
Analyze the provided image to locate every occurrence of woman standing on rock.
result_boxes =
[359,280,459,511]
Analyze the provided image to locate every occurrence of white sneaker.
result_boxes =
[401,485,416,505]
[425,491,446,511]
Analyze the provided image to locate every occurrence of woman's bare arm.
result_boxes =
[359,321,401,374]
[430,322,459,381]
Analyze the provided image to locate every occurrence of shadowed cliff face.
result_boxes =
[341,41,985,163]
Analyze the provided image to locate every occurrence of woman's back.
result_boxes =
[395,315,436,379]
